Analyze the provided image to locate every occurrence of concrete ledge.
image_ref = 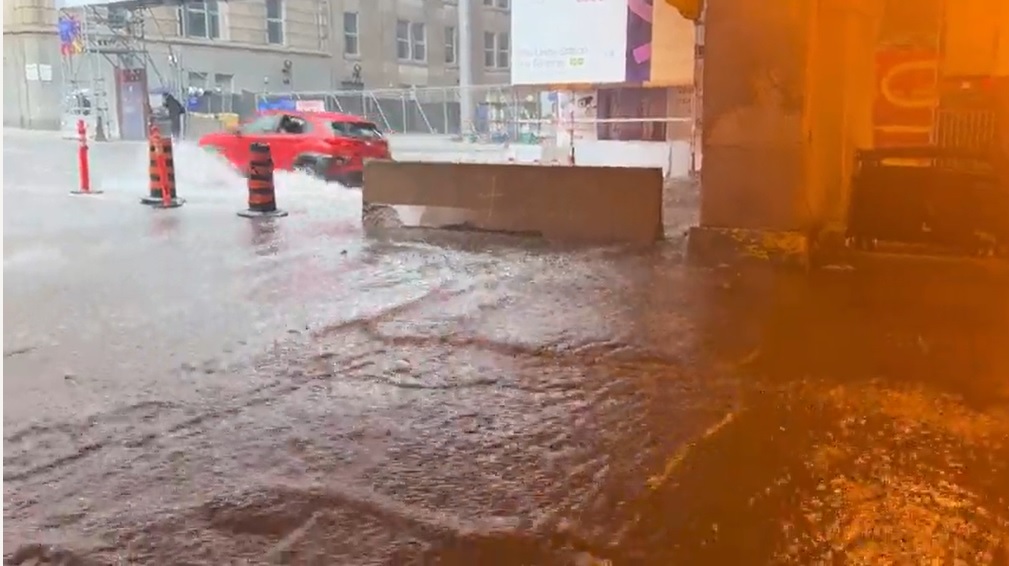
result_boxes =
[687,226,810,268]
[363,160,665,245]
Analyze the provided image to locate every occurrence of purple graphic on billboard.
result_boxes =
[625,0,654,83]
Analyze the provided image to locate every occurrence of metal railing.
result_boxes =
[253,85,545,138]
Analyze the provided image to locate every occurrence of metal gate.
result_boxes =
[933,78,1000,172]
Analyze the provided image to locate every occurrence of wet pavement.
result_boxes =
[4,129,1009,564]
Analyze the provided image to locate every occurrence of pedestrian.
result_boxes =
[162,92,186,139]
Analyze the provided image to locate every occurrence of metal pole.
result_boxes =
[401,92,407,133]
[458,0,473,137]
[443,87,449,134]
[568,89,575,165]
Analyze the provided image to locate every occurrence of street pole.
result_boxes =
[458,0,473,137]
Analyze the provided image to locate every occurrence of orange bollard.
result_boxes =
[141,125,183,208]
[238,142,288,218]
[70,119,103,195]
[157,138,172,208]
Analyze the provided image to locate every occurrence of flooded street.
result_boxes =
[4,129,1009,564]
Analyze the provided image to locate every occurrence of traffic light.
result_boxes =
[665,0,703,21]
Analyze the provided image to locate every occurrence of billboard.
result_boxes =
[511,0,628,85]
[511,0,694,86]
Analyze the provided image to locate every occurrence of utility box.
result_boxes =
[115,67,149,141]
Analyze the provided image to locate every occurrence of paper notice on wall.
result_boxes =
[25,64,40,81]
[39,64,53,82]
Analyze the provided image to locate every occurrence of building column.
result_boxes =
[688,0,883,266]
[687,0,814,266]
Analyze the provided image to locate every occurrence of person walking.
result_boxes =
[162,92,186,139]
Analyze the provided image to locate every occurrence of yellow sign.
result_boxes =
[665,0,702,21]
[646,0,696,86]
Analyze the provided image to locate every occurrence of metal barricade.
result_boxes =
[253,84,696,142]
[935,108,998,153]
[250,84,699,177]
[254,85,540,137]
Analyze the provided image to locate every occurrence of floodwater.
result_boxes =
[3,129,1009,565]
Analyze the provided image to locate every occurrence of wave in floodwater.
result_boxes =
[2,245,68,272]
[157,143,437,227]
[93,140,366,220]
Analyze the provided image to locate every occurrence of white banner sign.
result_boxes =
[511,0,628,85]
[295,100,326,112]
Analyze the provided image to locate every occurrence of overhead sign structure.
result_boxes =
[511,0,630,85]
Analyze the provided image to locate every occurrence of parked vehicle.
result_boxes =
[198,110,390,187]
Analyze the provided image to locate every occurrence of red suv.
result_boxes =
[198,110,390,187]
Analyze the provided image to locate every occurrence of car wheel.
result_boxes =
[293,154,323,178]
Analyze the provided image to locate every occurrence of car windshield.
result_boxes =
[331,121,383,140]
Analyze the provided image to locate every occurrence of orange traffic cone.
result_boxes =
[141,125,183,208]
[238,142,288,218]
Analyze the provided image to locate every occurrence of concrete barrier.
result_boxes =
[362,160,664,245]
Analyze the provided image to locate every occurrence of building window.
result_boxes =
[445,25,456,64]
[266,0,284,44]
[343,12,359,55]
[484,32,509,68]
[496,32,510,68]
[188,71,208,89]
[214,73,233,91]
[315,2,328,50]
[396,20,410,60]
[483,32,495,67]
[496,0,510,8]
[411,22,426,61]
[107,6,129,28]
[179,0,220,40]
[397,20,426,62]
[483,0,493,5]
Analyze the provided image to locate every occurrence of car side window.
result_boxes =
[243,115,280,134]
[331,121,382,139]
[278,115,310,135]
